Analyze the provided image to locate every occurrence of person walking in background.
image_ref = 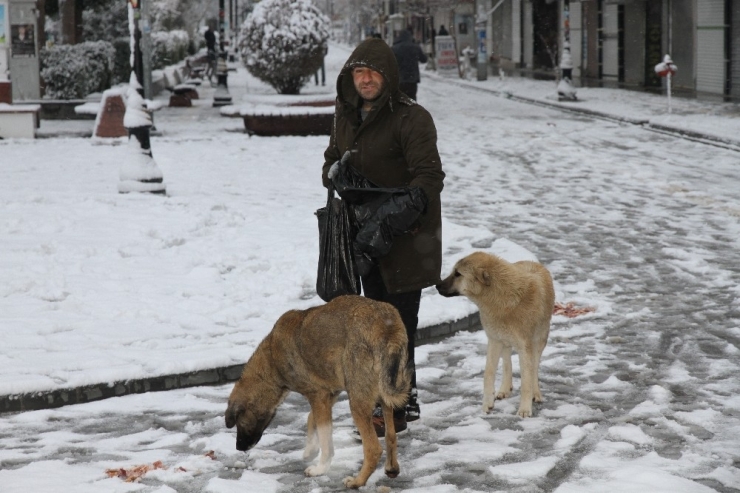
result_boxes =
[437,25,449,36]
[322,38,445,436]
[392,27,428,101]
[204,24,217,81]
[204,24,216,53]
[314,45,327,86]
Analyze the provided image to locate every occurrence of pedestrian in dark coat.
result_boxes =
[392,29,428,100]
[322,37,445,435]
[204,25,216,53]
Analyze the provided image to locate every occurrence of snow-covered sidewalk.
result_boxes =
[432,70,740,149]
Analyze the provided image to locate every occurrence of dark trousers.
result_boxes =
[361,266,420,394]
[314,60,326,86]
[399,82,418,101]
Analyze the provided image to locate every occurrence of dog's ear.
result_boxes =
[225,403,245,429]
[475,267,492,287]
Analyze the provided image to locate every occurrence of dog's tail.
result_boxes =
[379,341,413,410]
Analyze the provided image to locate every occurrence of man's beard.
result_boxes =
[361,86,383,102]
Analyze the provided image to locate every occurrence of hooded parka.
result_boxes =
[322,38,445,294]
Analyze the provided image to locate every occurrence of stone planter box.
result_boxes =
[221,95,335,136]
[242,111,333,136]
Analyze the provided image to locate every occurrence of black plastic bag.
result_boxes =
[332,163,428,260]
[315,186,361,302]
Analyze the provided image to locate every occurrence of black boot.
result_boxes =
[405,387,420,422]
[371,405,407,437]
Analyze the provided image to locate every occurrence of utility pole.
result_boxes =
[475,0,506,81]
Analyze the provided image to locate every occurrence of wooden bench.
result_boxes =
[0,104,41,139]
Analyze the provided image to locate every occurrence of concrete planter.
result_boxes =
[242,111,333,136]
[222,95,335,137]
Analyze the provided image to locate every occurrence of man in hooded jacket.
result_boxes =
[322,38,445,436]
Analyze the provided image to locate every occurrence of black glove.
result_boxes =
[354,187,428,258]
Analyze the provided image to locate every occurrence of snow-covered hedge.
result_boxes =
[151,29,191,70]
[40,41,116,99]
[111,38,132,85]
[239,0,329,94]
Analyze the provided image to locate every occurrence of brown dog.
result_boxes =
[436,252,554,417]
[225,295,412,488]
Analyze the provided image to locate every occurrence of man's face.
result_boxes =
[352,66,384,102]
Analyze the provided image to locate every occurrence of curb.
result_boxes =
[645,122,740,151]
[433,74,740,151]
[0,312,481,415]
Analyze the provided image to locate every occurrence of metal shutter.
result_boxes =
[602,3,619,80]
[696,0,726,95]
[512,0,522,65]
[731,1,740,98]
[570,1,582,77]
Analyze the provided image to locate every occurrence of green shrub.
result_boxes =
[40,41,116,99]
[112,38,131,85]
[151,30,190,70]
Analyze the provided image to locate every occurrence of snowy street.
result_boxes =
[1,42,739,492]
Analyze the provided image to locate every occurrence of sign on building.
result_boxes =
[8,0,40,100]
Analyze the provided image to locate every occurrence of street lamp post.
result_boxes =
[213,0,233,107]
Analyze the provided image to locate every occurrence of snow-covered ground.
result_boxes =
[1,42,739,492]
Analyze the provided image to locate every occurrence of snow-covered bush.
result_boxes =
[111,38,131,85]
[151,29,191,69]
[82,0,129,42]
[40,41,116,99]
[239,0,329,94]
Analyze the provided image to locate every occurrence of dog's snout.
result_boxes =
[436,277,459,297]
[236,427,261,452]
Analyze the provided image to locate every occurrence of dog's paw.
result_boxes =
[533,391,544,403]
[495,388,512,400]
[385,466,400,478]
[516,406,533,418]
[483,395,495,414]
[305,464,329,477]
[343,476,364,489]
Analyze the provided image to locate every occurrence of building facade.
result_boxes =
[353,0,736,99]
[472,0,736,99]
